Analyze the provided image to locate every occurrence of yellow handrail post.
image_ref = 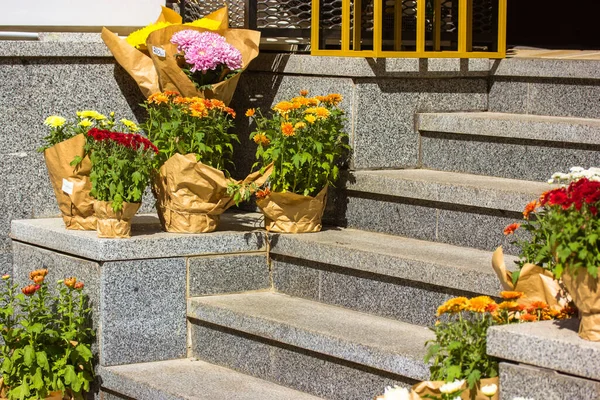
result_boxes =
[342,0,351,51]
[373,0,383,55]
[458,0,467,55]
[417,0,426,54]
[311,0,320,52]
[497,0,507,57]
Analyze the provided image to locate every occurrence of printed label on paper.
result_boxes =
[62,178,74,195]
[152,46,166,58]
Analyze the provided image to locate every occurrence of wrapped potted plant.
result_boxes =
[504,167,600,340]
[85,128,157,238]
[39,111,140,231]
[0,271,94,399]
[142,91,269,233]
[246,90,350,233]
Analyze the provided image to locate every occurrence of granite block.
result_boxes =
[11,212,266,261]
[488,78,529,114]
[100,391,131,400]
[272,255,479,326]
[417,112,600,146]
[0,252,12,277]
[100,257,187,366]
[437,206,522,254]
[100,358,322,400]
[526,78,600,119]
[342,193,438,243]
[421,131,600,182]
[269,229,508,297]
[189,320,414,400]
[352,78,487,169]
[487,319,600,381]
[188,253,269,296]
[0,41,111,58]
[499,362,600,400]
[188,293,432,380]
[491,58,600,81]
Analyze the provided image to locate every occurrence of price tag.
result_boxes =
[152,46,166,58]
[62,178,74,195]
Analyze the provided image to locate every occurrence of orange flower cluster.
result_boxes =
[256,187,271,199]
[22,284,40,296]
[437,291,576,324]
[271,92,343,115]
[523,199,540,220]
[253,133,270,146]
[29,269,48,284]
[147,91,236,118]
[281,122,295,137]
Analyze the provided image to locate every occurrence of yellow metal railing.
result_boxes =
[311,0,507,58]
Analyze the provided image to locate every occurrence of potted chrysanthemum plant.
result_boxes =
[84,128,157,238]
[39,111,140,231]
[504,167,600,340]
[245,90,350,233]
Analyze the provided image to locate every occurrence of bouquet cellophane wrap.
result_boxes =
[152,154,271,233]
[101,7,229,98]
[43,134,96,231]
[492,247,570,308]
[562,270,600,341]
[408,377,499,400]
[146,24,260,105]
[93,201,141,239]
[256,186,328,234]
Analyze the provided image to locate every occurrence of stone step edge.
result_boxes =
[99,358,322,400]
[270,228,512,297]
[345,168,548,214]
[417,111,600,146]
[187,292,433,381]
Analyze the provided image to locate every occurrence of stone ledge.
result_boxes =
[491,58,600,80]
[417,112,600,145]
[100,358,322,400]
[188,292,433,380]
[487,319,600,381]
[10,212,266,261]
[270,228,511,297]
[348,169,549,213]
[0,40,112,58]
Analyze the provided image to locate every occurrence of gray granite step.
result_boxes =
[418,112,600,181]
[99,358,322,400]
[334,169,546,253]
[188,292,429,399]
[10,211,266,261]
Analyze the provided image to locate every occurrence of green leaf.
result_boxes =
[446,365,462,381]
[32,367,44,390]
[64,365,77,385]
[467,369,482,389]
[23,345,34,367]
[36,350,50,371]
[75,343,93,362]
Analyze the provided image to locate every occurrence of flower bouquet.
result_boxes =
[503,167,600,340]
[0,271,94,400]
[40,111,139,231]
[246,91,350,233]
[85,128,156,238]
[101,6,227,97]
[142,91,269,233]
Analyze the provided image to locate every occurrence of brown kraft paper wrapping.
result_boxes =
[256,186,328,234]
[43,134,96,230]
[561,270,600,341]
[93,201,141,239]
[101,7,229,98]
[146,25,260,105]
[0,378,65,399]
[491,247,570,308]
[410,377,499,400]
[152,154,271,233]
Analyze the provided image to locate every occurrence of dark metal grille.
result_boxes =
[181,0,246,28]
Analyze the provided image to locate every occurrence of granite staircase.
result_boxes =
[8,57,600,400]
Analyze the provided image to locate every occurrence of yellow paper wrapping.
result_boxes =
[152,154,271,233]
[410,377,499,400]
[43,134,96,231]
[101,7,230,98]
[256,187,328,234]
[146,25,260,105]
[93,201,140,238]
[562,270,600,341]
[491,247,569,307]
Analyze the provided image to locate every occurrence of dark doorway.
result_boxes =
[507,1,600,49]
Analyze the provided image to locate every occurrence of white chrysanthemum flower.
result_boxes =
[512,397,535,400]
[481,383,498,396]
[570,166,584,173]
[377,385,410,400]
[440,379,465,394]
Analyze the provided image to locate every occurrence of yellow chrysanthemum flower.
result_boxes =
[78,119,93,128]
[77,110,106,120]
[184,18,221,30]
[44,115,66,128]
[467,296,495,313]
[120,118,139,132]
[305,115,317,124]
[126,21,172,50]
[273,101,297,114]
[436,297,468,316]
[294,122,306,129]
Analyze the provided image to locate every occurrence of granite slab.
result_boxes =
[487,319,600,381]
[10,212,266,261]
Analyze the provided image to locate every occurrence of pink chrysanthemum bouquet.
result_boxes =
[171,30,243,89]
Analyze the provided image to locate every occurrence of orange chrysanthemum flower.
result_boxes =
[224,107,236,118]
[189,102,208,118]
[245,108,256,117]
[520,313,538,322]
[29,269,48,280]
[253,133,270,146]
[273,101,297,114]
[468,296,495,313]
[281,122,295,137]
[325,93,343,105]
[500,291,525,300]
[485,302,499,313]
[147,93,170,105]
[436,297,468,316]
[64,277,77,288]
[503,223,520,235]
[299,89,309,96]
[498,301,519,310]
[530,301,549,309]
[163,90,180,97]
[523,199,539,220]
[256,188,271,199]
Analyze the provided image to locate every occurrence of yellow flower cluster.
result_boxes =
[126,21,172,50]
[44,115,66,128]
[77,110,106,120]
[147,91,236,118]
[271,91,343,118]
[120,119,140,132]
